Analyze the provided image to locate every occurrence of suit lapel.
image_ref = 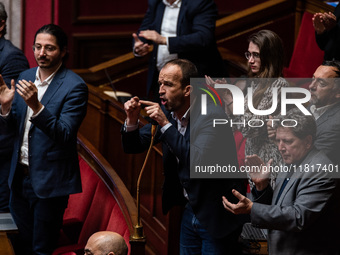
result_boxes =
[274,149,317,205]
[155,2,166,32]
[177,0,187,34]
[40,67,66,106]
[316,102,340,127]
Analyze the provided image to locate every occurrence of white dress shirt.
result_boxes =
[156,0,181,71]
[20,64,62,165]
[310,103,336,120]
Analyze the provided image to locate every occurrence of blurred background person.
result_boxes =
[313,3,340,61]
[0,1,29,213]
[132,0,227,100]
[232,30,287,189]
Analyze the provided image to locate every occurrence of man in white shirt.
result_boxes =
[132,0,227,100]
[0,24,88,255]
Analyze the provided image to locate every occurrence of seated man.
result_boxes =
[84,231,128,255]
[223,108,340,255]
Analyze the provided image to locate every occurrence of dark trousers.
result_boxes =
[10,170,68,255]
[180,203,243,255]
[0,155,11,212]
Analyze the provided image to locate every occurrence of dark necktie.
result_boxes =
[275,177,290,205]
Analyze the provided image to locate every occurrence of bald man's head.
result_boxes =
[84,231,128,255]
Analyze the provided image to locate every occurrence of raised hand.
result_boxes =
[222,189,253,215]
[16,80,43,114]
[245,155,272,191]
[132,33,151,56]
[267,115,276,140]
[138,30,166,45]
[313,13,326,34]
[322,12,337,30]
[124,96,142,125]
[0,75,15,114]
[139,100,169,127]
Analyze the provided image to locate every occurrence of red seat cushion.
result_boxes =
[284,12,324,78]
[59,156,101,245]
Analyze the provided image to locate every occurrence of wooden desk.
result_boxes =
[0,232,15,255]
[242,241,268,255]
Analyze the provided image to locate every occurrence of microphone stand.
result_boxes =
[131,123,157,240]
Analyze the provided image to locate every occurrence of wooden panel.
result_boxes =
[78,84,181,254]
[0,233,15,255]
[72,0,146,24]
[72,32,133,68]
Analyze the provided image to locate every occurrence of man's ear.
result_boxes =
[305,135,313,150]
[184,85,192,97]
[60,47,67,59]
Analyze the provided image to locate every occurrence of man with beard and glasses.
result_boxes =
[0,24,88,255]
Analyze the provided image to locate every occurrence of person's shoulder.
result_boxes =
[184,0,216,10]
[307,148,333,166]
[274,77,289,87]
[59,67,86,83]
[19,67,37,77]
[1,38,25,54]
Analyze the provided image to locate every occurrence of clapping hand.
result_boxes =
[222,189,253,215]
[0,75,15,114]
[245,155,272,191]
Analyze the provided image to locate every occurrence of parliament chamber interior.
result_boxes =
[0,0,337,254]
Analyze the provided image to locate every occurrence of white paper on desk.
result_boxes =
[103,91,132,100]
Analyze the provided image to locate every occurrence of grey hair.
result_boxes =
[273,108,316,143]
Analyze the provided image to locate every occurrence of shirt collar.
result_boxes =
[35,63,62,86]
[163,0,181,8]
[310,102,337,120]
[171,106,190,125]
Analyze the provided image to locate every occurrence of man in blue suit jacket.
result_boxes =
[122,59,246,254]
[0,24,88,255]
[0,2,29,213]
[133,0,227,99]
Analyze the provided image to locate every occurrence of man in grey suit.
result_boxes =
[223,108,340,255]
[309,60,340,166]
[268,60,340,166]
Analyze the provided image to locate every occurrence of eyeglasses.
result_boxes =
[32,44,58,53]
[245,51,260,60]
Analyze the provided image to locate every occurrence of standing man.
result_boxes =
[122,59,246,254]
[0,24,88,254]
[133,0,227,99]
[309,60,340,166]
[223,108,340,255]
[267,60,340,166]
[0,2,29,213]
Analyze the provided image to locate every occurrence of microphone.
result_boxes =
[131,106,158,240]
[140,105,158,126]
